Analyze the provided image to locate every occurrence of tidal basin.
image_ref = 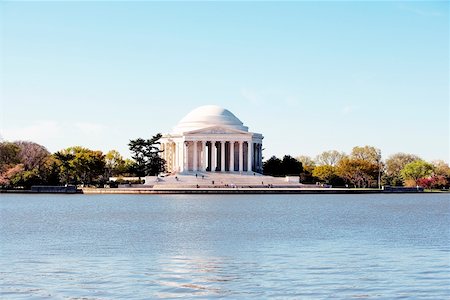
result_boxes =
[1,194,449,299]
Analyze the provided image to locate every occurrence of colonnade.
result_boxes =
[161,140,263,173]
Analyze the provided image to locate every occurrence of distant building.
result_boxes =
[160,105,263,174]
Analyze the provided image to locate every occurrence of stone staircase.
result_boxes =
[149,172,309,189]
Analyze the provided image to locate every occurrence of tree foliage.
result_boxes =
[14,141,50,171]
[312,165,336,183]
[105,150,126,178]
[315,150,345,166]
[0,141,53,188]
[401,160,434,185]
[296,155,315,171]
[336,157,379,188]
[263,155,302,177]
[351,146,382,165]
[417,176,448,190]
[54,147,105,185]
[128,133,166,177]
[383,153,421,186]
[263,156,282,176]
[0,142,20,171]
[297,155,316,183]
[432,160,450,178]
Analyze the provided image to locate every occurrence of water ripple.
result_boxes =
[1,194,449,299]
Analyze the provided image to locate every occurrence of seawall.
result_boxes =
[80,187,425,195]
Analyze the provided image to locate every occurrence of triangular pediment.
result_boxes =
[184,126,250,135]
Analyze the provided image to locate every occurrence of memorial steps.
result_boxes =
[151,172,307,189]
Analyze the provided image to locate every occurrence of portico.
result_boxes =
[160,105,263,174]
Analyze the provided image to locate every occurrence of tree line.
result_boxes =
[265,146,450,189]
[0,134,165,189]
[1,138,449,190]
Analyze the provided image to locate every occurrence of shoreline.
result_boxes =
[1,187,445,195]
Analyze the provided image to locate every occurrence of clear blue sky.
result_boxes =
[1,1,448,162]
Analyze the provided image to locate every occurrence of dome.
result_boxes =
[173,105,248,133]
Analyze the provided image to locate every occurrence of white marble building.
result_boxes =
[160,105,263,174]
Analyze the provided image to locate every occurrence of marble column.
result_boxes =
[229,141,234,172]
[259,144,262,172]
[247,141,252,172]
[238,141,243,172]
[177,142,181,172]
[169,143,174,172]
[211,141,216,172]
[165,143,169,170]
[183,142,188,172]
[220,141,225,172]
[202,141,207,171]
[193,141,198,172]
[256,143,260,172]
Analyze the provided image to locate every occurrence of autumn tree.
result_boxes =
[432,160,450,178]
[351,146,382,188]
[430,160,450,188]
[14,141,50,171]
[315,150,345,166]
[336,157,378,188]
[0,142,21,187]
[335,146,381,188]
[0,141,55,188]
[312,165,336,184]
[297,155,315,183]
[351,146,381,164]
[383,153,421,186]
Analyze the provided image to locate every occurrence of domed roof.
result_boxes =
[173,105,248,133]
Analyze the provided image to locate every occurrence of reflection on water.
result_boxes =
[153,256,233,298]
[1,194,449,299]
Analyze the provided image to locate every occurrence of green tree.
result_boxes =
[128,133,166,177]
[401,160,434,186]
[54,147,105,186]
[383,153,421,186]
[263,156,283,176]
[9,168,42,189]
[0,142,20,171]
[53,151,75,184]
[41,156,62,185]
[105,150,126,178]
[282,155,303,175]
[263,155,302,177]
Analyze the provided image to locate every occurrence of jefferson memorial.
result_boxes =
[160,105,263,174]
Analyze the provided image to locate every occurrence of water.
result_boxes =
[1,194,449,299]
